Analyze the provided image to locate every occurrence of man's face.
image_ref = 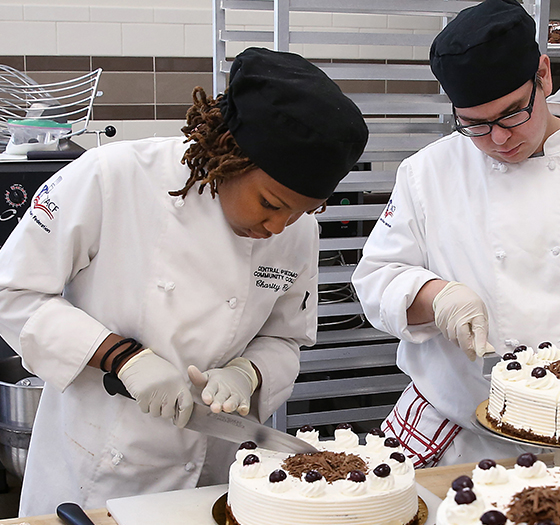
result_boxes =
[454,56,558,164]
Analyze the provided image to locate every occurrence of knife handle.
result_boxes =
[102,373,134,399]
[56,503,95,525]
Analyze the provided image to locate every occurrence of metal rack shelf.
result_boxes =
[214,0,550,437]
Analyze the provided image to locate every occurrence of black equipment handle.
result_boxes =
[56,503,95,525]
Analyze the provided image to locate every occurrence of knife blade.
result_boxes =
[187,402,318,454]
[103,373,318,454]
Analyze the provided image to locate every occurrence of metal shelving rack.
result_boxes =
[213,0,549,437]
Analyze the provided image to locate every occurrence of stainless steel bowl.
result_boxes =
[0,356,43,479]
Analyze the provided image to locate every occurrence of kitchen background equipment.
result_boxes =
[0,66,102,154]
[0,355,43,480]
[106,483,442,525]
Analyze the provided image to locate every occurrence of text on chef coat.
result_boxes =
[29,176,63,233]
[254,265,299,292]
[378,199,396,228]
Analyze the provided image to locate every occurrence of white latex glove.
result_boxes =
[432,281,495,361]
[117,348,193,427]
[188,357,259,416]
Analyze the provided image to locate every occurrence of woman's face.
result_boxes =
[217,168,325,239]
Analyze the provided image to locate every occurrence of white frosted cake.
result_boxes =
[226,424,418,525]
[436,453,560,525]
[487,341,560,444]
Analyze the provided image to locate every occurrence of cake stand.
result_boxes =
[471,399,560,465]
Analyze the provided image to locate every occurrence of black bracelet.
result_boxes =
[110,341,143,375]
[100,337,138,373]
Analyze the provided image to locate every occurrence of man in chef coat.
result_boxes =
[353,0,560,467]
[0,48,368,515]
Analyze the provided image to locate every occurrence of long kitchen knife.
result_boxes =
[104,373,318,454]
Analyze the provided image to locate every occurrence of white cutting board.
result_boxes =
[106,482,441,525]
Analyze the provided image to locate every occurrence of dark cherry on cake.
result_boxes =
[507,361,522,371]
[269,469,287,483]
[384,437,400,448]
[373,464,391,478]
[514,345,528,352]
[532,367,547,378]
[454,488,477,505]
[299,424,315,433]
[368,428,385,438]
[539,342,553,349]
[347,470,366,483]
[478,459,497,470]
[480,510,507,525]
[517,452,537,467]
[243,454,260,466]
[451,475,474,491]
[336,423,353,430]
[239,440,257,450]
[304,470,322,483]
[502,352,517,361]
[390,452,406,463]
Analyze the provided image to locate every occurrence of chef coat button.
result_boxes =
[548,160,557,170]
[157,281,176,292]
[174,197,185,208]
[552,246,560,256]
[495,250,507,259]
[228,297,237,309]
[111,449,124,466]
[492,162,507,172]
[185,462,196,472]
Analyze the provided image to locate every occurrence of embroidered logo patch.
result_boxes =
[253,265,298,293]
[29,176,62,233]
[378,199,396,228]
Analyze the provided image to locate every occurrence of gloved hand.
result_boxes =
[188,357,259,416]
[432,281,495,361]
[117,348,193,427]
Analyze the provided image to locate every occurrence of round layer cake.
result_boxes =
[436,453,560,525]
[487,341,560,444]
[226,424,418,525]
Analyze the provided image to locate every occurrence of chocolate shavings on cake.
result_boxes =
[506,486,560,524]
[545,360,560,379]
[282,451,367,483]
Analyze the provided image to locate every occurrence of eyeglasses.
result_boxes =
[453,77,537,137]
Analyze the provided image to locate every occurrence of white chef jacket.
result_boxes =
[0,136,319,515]
[353,127,560,450]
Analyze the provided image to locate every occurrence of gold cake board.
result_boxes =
[212,492,429,525]
[474,399,560,465]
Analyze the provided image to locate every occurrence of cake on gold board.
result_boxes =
[436,453,560,525]
[486,341,560,445]
[222,424,421,525]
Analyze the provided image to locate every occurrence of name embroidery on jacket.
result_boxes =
[253,265,298,293]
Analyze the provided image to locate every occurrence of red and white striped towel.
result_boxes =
[382,382,461,468]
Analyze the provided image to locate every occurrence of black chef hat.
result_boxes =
[219,47,368,200]
[430,0,540,108]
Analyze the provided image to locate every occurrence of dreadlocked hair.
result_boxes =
[169,86,258,199]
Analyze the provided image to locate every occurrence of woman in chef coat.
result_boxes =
[0,47,368,515]
[353,0,560,467]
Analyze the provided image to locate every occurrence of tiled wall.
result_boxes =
[0,2,441,148]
